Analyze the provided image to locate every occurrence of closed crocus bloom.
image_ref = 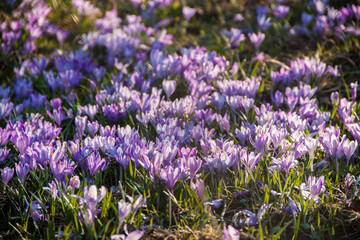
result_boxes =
[86,151,106,176]
[301,12,313,26]
[118,199,132,224]
[12,134,30,155]
[0,99,13,120]
[15,162,30,183]
[211,92,225,112]
[50,98,62,109]
[185,156,202,180]
[183,7,196,22]
[30,93,47,109]
[86,121,99,137]
[162,80,176,100]
[0,148,9,162]
[84,104,98,120]
[75,115,88,137]
[271,91,284,106]
[160,165,182,193]
[1,167,14,184]
[343,139,357,164]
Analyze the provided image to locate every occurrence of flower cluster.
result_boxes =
[0,0,359,238]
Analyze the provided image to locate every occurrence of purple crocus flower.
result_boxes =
[0,86,10,98]
[86,151,106,176]
[228,28,245,48]
[1,167,14,184]
[73,185,106,228]
[162,80,176,100]
[235,203,270,227]
[117,199,132,226]
[233,13,244,22]
[70,175,81,189]
[301,13,314,26]
[284,196,300,216]
[103,104,122,123]
[240,149,262,170]
[223,225,240,240]
[251,132,269,153]
[257,6,268,15]
[111,231,144,240]
[0,148,9,162]
[270,154,298,176]
[248,32,265,49]
[348,123,360,142]
[160,165,182,193]
[190,178,206,202]
[350,81,358,102]
[30,93,47,109]
[273,5,290,20]
[0,98,14,119]
[352,5,360,21]
[299,176,325,203]
[183,7,196,22]
[86,121,99,137]
[285,91,298,112]
[33,56,49,74]
[56,30,69,45]
[313,0,328,15]
[344,173,355,195]
[12,134,30,155]
[257,14,273,31]
[43,181,59,200]
[75,116,88,137]
[343,139,357,165]
[78,208,95,228]
[58,70,83,92]
[28,200,45,221]
[50,158,74,182]
[235,126,250,146]
[15,162,30,183]
[14,79,33,100]
[242,97,254,114]
[84,104,98,120]
[184,156,202,180]
[269,126,287,150]
[271,91,284,107]
[206,199,223,209]
[236,209,257,226]
[0,128,11,146]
